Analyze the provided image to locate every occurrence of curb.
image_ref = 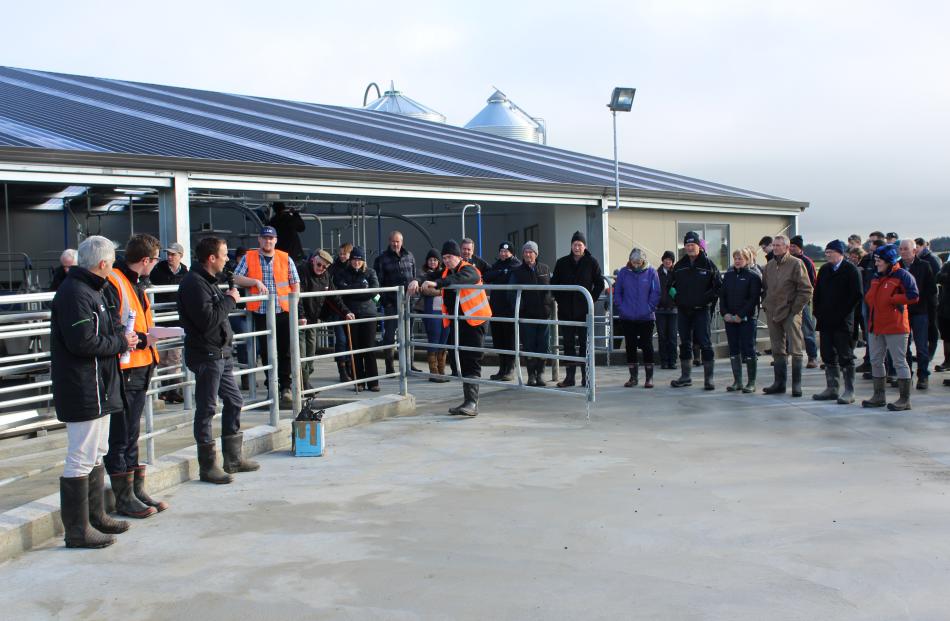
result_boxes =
[0,393,415,563]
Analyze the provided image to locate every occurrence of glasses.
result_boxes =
[313,262,328,270]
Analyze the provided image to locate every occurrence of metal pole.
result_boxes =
[289,291,302,414]
[513,290,523,385]
[453,286,462,380]
[129,196,134,236]
[476,204,483,257]
[551,300,560,382]
[144,393,155,464]
[587,301,596,408]
[183,367,194,411]
[266,292,279,426]
[246,308,258,401]
[396,287,408,396]
[3,183,11,289]
[613,110,620,211]
[606,277,614,367]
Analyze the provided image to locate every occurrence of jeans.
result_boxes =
[869,332,910,379]
[424,317,449,353]
[621,319,655,364]
[801,304,818,359]
[228,315,248,367]
[725,319,757,360]
[300,327,317,386]
[253,312,291,392]
[189,356,243,445]
[677,308,713,362]
[655,312,677,366]
[908,313,931,378]
[520,323,550,369]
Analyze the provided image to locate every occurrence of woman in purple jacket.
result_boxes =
[614,249,661,387]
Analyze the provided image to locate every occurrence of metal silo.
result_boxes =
[464,89,546,144]
[363,81,446,124]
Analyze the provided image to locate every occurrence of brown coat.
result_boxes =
[762,252,813,323]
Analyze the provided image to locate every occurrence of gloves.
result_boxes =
[669,287,677,299]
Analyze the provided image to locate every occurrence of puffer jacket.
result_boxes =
[761,252,813,323]
[614,265,660,321]
[298,265,350,323]
[483,256,522,316]
[551,250,605,320]
[719,267,762,322]
[508,261,553,319]
[865,264,919,334]
[373,247,416,307]
[333,264,380,318]
[50,267,127,423]
[937,262,950,320]
[668,252,721,311]
[656,265,676,313]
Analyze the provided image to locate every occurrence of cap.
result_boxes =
[315,250,334,265]
[873,243,900,265]
[522,241,539,255]
[349,246,365,260]
[571,230,587,245]
[886,232,899,239]
[441,239,461,257]
[683,231,701,246]
[499,241,513,252]
[661,250,676,262]
[825,240,846,255]
[259,226,277,238]
[165,242,184,256]
[790,235,804,249]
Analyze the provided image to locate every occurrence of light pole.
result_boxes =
[603,87,636,272]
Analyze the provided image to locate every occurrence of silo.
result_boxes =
[464,89,546,144]
[363,82,446,124]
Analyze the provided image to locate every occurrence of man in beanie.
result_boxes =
[508,241,554,386]
[668,232,722,389]
[483,241,522,381]
[898,239,936,389]
[420,240,491,416]
[812,240,864,403]
[373,230,418,375]
[551,231,604,387]
[656,250,678,369]
[298,250,355,390]
[761,235,813,396]
[789,235,819,368]
[914,237,943,361]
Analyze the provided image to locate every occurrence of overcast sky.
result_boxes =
[2,0,947,243]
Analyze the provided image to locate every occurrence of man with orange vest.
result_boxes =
[233,226,300,405]
[103,234,168,519]
[416,239,491,417]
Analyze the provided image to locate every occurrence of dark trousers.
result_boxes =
[228,315,248,366]
[491,318,516,367]
[725,319,757,360]
[253,312,291,391]
[520,323,549,366]
[561,322,588,379]
[678,308,713,362]
[908,313,931,377]
[621,319,655,364]
[819,329,855,368]
[447,321,485,379]
[655,312,678,366]
[189,356,242,445]
[349,318,379,387]
[928,313,940,359]
[104,366,152,474]
[381,304,398,347]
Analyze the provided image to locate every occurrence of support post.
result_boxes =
[397,287,408,396]
[289,291,302,413]
[266,292,279,427]
[144,394,155,465]
[157,172,192,265]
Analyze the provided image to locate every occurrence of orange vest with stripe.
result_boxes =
[244,249,292,312]
[107,268,159,370]
[441,261,492,328]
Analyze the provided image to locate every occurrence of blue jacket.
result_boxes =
[614,265,660,321]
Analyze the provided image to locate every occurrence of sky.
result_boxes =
[1,0,947,243]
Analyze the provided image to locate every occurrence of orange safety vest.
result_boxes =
[441,261,492,328]
[107,268,159,370]
[243,249,292,312]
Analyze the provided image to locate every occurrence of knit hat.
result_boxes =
[790,235,805,249]
[873,243,900,265]
[571,230,587,246]
[683,231,701,246]
[824,240,846,256]
[425,248,440,262]
[522,240,539,255]
[886,232,899,240]
[628,248,645,263]
[499,241,513,252]
[441,239,461,257]
[661,250,676,262]
[349,246,365,260]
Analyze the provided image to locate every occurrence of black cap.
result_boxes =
[571,230,587,245]
[661,250,676,262]
[425,248,440,262]
[499,241,513,252]
[349,246,365,260]
[683,231,701,246]
[441,239,461,257]
[790,235,804,249]
[886,232,899,239]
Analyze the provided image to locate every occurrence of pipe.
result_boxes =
[363,82,382,107]
[460,203,481,254]
[4,183,11,288]
[376,204,382,259]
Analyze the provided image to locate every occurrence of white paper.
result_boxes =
[148,326,185,339]
[120,309,136,364]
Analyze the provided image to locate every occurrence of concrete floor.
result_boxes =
[3,363,950,620]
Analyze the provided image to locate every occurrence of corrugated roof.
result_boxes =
[0,66,786,201]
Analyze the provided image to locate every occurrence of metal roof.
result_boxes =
[0,66,789,201]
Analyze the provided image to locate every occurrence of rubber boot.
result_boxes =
[557,365,577,388]
[671,359,692,387]
[222,433,260,474]
[198,442,233,484]
[791,356,804,397]
[837,366,856,404]
[525,361,536,386]
[457,382,479,417]
[703,360,715,391]
[861,377,887,408]
[887,378,912,411]
[88,464,129,534]
[624,364,639,388]
[763,356,787,394]
[916,373,929,390]
[726,356,742,392]
[132,465,169,512]
[813,365,840,401]
[110,472,157,519]
[742,357,757,393]
[60,476,115,549]
[935,342,950,372]
[337,361,352,384]
[533,360,547,387]
[644,364,654,389]
[490,358,513,382]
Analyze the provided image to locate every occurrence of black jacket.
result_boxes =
[483,256,522,316]
[333,265,379,318]
[656,265,677,313]
[149,259,189,305]
[50,267,127,423]
[858,253,876,293]
[508,261,553,319]
[901,258,937,316]
[463,255,490,275]
[813,260,863,332]
[719,267,762,321]
[49,266,68,291]
[669,253,722,311]
[551,250,605,320]
[269,210,306,262]
[937,262,950,320]
[176,266,236,364]
[373,247,416,307]
[298,265,350,323]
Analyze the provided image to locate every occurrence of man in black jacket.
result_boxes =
[374,231,417,375]
[177,237,259,485]
[298,250,354,389]
[52,235,136,549]
[857,236,886,373]
[483,241,521,381]
[656,251,678,369]
[508,241,553,387]
[812,240,864,403]
[669,231,722,389]
[149,242,189,403]
[460,238,490,274]
[551,231,604,387]
[268,202,307,263]
[48,248,77,291]
[915,237,943,358]
[900,239,937,389]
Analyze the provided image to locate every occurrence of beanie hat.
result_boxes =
[683,231,701,246]
[499,241,513,252]
[824,240,846,256]
[522,240,539,255]
[425,248,441,262]
[790,235,804,249]
[874,243,900,265]
[571,230,587,245]
[628,248,644,263]
[441,239,461,257]
[349,246,365,260]
[661,250,676,262]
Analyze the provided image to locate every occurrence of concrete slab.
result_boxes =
[3,365,949,620]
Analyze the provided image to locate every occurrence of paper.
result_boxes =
[120,309,136,364]
[148,326,185,339]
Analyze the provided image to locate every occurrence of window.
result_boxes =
[507,230,520,249]
[523,224,539,243]
[676,222,730,270]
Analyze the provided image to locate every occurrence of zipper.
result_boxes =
[93,311,102,416]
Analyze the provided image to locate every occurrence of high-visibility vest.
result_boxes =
[244,249,291,312]
[107,268,158,370]
[441,261,492,328]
